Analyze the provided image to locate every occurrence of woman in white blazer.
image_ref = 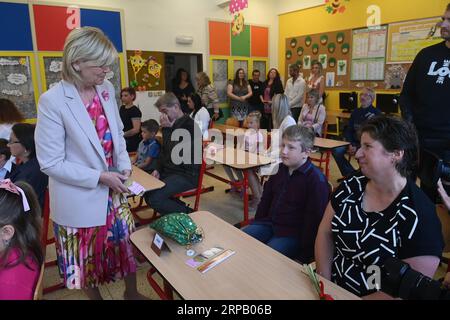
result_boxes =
[297,89,326,137]
[35,27,146,300]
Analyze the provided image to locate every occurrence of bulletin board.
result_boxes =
[39,53,126,104]
[0,52,39,119]
[126,50,165,92]
[285,29,352,89]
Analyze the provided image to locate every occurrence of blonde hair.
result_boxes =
[196,72,211,88]
[362,87,376,102]
[62,27,118,87]
[282,125,315,152]
[271,94,291,129]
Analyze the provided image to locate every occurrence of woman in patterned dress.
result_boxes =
[35,27,146,300]
[315,116,444,298]
[227,68,252,127]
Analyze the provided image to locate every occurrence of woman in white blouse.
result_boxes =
[187,93,211,139]
[298,89,326,137]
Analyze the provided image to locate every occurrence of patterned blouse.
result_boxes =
[330,174,444,297]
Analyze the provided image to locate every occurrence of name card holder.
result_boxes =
[151,233,171,256]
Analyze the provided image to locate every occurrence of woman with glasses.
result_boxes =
[8,124,48,208]
[35,27,146,300]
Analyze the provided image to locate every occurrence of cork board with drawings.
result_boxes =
[285,29,352,89]
[0,55,38,119]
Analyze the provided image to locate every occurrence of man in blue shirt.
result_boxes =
[332,87,381,177]
[0,139,14,179]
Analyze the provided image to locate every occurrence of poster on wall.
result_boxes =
[127,50,165,91]
[42,56,123,104]
[0,55,37,119]
[387,17,442,64]
[212,59,228,103]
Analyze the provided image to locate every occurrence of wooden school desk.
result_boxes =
[204,147,273,226]
[311,137,350,179]
[130,211,360,300]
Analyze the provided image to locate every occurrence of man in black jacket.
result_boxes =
[400,3,450,200]
[143,93,202,215]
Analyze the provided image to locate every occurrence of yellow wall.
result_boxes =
[278,0,448,110]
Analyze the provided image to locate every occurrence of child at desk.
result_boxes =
[243,125,329,261]
[132,119,160,173]
[224,111,264,209]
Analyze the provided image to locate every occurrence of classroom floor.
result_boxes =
[42,157,449,300]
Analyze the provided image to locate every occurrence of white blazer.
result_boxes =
[35,80,131,228]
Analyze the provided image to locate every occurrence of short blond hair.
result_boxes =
[282,125,315,152]
[62,27,118,87]
[154,92,180,109]
[362,87,376,101]
[247,111,262,123]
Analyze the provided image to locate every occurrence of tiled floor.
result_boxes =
[42,157,449,300]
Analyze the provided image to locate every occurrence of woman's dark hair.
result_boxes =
[0,181,43,270]
[0,138,11,161]
[265,68,284,97]
[359,115,419,177]
[0,99,24,124]
[173,68,193,88]
[11,123,36,159]
[120,87,136,101]
[233,68,248,88]
[188,93,203,117]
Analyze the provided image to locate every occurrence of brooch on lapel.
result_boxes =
[101,90,110,101]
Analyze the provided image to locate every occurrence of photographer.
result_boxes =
[400,3,450,201]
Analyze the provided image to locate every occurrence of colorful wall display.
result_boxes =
[0,1,126,120]
[126,51,165,91]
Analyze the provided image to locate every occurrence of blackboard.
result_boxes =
[0,55,37,119]
[42,55,123,105]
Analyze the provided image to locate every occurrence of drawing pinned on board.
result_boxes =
[319,54,327,69]
[2,89,22,97]
[232,12,245,36]
[49,60,62,73]
[305,36,312,47]
[337,60,347,76]
[297,46,304,56]
[320,35,328,45]
[325,0,350,15]
[286,50,292,59]
[0,58,19,66]
[127,51,165,91]
[7,73,27,85]
[326,72,335,87]
[303,55,311,70]
[336,32,345,44]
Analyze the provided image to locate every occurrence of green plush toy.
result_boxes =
[150,213,203,246]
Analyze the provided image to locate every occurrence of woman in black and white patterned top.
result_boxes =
[315,116,444,298]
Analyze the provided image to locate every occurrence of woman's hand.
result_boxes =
[99,171,129,193]
[437,179,450,210]
[151,170,161,179]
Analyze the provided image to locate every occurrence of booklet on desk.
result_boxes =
[186,247,235,273]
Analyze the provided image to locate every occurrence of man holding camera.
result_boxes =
[400,3,450,201]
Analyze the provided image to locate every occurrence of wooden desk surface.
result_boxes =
[326,110,351,119]
[131,165,165,191]
[130,211,359,300]
[209,124,245,138]
[314,137,350,150]
[205,146,273,169]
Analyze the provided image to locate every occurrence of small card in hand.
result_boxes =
[124,179,146,196]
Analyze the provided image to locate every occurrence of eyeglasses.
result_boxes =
[7,140,21,145]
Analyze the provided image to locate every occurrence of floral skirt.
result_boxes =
[53,192,137,289]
